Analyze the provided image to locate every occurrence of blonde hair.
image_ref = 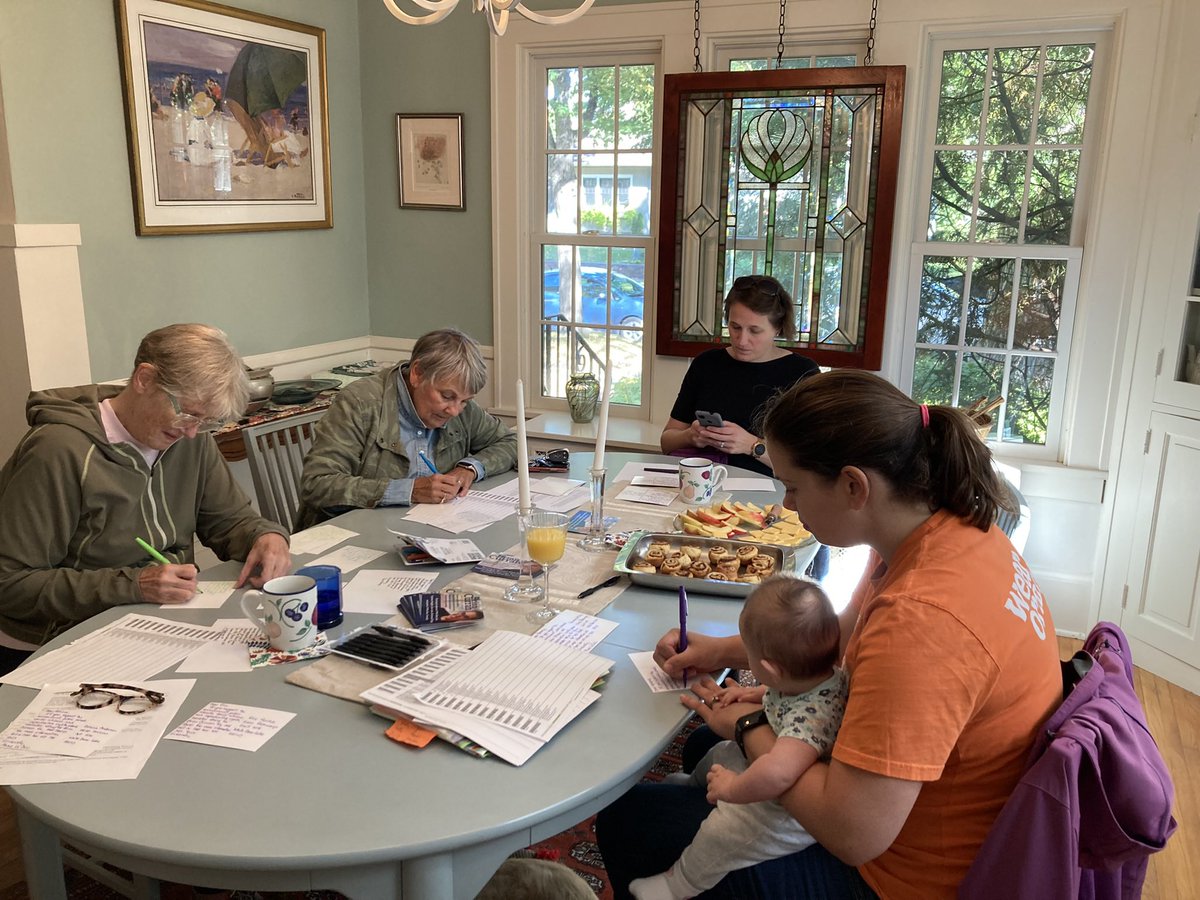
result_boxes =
[409,328,488,394]
[133,324,248,420]
[739,576,840,679]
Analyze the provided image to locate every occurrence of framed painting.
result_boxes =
[116,0,332,235]
[396,114,465,210]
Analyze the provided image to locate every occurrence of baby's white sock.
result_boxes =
[629,864,702,900]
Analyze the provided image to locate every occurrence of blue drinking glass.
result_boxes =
[296,565,343,630]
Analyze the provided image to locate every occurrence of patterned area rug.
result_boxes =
[0,718,699,900]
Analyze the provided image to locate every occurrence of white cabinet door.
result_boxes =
[1123,412,1200,665]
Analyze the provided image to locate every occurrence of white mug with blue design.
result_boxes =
[241,574,318,652]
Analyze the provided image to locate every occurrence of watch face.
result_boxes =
[752,442,766,457]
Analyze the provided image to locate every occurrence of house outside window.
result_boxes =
[538,58,656,408]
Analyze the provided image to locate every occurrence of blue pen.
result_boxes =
[417,450,439,476]
[678,585,689,688]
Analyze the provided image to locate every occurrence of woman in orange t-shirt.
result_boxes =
[596,370,1062,900]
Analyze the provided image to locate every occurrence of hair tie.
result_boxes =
[919,404,930,429]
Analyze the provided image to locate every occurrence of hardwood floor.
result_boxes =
[0,640,1194,898]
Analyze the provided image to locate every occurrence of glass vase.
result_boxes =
[566,372,600,423]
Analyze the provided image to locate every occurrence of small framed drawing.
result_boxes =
[115,0,332,235]
[396,114,465,210]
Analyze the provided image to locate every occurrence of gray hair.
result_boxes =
[132,324,249,420]
[409,328,488,395]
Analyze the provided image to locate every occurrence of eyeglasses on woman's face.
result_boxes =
[71,683,166,715]
[162,388,226,433]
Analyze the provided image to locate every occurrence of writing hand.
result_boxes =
[412,474,461,504]
[138,564,198,604]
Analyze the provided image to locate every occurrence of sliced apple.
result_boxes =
[694,508,732,527]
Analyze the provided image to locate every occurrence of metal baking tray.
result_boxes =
[612,531,797,598]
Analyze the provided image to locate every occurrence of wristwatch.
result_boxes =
[734,709,770,754]
[751,440,767,458]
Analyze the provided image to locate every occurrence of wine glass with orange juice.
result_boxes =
[525,511,569,624]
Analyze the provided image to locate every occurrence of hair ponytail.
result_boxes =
[763,370,1014,531]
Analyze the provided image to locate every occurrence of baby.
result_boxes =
[631,576,847,900]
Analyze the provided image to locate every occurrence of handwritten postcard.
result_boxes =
[165,702,295,752]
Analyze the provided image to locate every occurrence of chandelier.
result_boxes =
[381,0,596,37]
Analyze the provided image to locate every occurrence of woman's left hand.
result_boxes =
[237,532,292,588]
[680,675,760,740]
[698,420,755,456]
[452,466,477,498]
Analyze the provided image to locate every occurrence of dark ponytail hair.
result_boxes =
[723,275,796,341]
[763,370,1013,530]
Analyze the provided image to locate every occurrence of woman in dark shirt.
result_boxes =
[660,275,818,478]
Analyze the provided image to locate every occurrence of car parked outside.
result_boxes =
[542,266,645,327]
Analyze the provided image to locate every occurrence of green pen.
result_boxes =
[135,537,203,593]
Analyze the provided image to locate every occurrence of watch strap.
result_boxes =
[734,709,770,754]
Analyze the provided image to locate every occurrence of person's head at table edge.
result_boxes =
[405,328,488,430]
[113,323,247,452]
[724,274,795,363]
[763,369,1013,547]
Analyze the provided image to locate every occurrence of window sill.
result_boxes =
[523,411,662,454]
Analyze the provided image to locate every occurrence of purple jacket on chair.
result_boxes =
[958,622,1176,900]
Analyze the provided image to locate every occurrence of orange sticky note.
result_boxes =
[385,717,437,748]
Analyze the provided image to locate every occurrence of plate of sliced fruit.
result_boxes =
[674,499,815,548]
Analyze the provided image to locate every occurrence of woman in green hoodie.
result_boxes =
[0,323,290,674]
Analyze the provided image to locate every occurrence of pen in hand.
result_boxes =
[135,536,202,593]
[417,450,446,504]
[678,585,689,688]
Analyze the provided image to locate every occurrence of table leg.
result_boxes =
[15,806,66,900]
[131,872,163,900]
[402,853,454,899]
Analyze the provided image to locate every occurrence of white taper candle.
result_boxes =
[516,379,531,511]
[593,361,612,470]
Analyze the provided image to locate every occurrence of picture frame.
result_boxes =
[396,114,465,210]
[115,0,332,235]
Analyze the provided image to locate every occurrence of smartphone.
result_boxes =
[696,410,724,428]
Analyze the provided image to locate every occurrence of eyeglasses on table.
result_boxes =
[70,683,166,715]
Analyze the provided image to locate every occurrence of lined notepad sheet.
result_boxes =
[0,615,218,689]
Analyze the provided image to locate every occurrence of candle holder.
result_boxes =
[578,467,609,552]
[504,508,543,601]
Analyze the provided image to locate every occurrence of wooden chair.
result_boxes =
[241,410,323,533]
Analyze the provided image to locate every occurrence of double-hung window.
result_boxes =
[907,34,1107,456]
[536,56,657,409]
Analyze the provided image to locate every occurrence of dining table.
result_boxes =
[0,452,811,899]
